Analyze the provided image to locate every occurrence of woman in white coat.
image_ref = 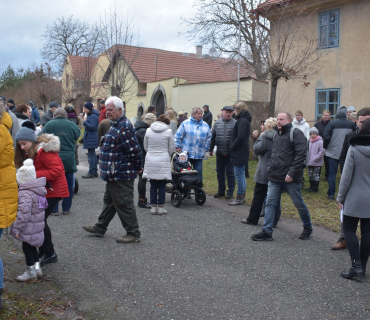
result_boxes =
[292,110,310,140]
[143,115,175,215]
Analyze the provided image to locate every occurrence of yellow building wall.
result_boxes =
[273,0,370,124]
[90,53,110,103]
[61,57,75,107]
[173,80,254,117]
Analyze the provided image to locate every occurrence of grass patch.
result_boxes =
[203,156,342,232]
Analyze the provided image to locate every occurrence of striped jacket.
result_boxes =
[99,116,143,181]
[174,116,212,159]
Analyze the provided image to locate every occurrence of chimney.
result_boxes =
[196,45,203,58]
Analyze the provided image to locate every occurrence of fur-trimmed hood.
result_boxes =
[38,134,60,153]
[350,134,370,157]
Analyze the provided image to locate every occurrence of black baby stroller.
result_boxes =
[166,152,207,207]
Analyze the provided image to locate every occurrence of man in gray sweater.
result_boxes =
[209,106,236,199]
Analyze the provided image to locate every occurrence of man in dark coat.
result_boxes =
[29,101,40,125]
[229,102,251,205]
[82,102,100,179]
[314,110,331,180]
[42,108,81,214]
[202,105,213,128]
[7,98,16,113]
[134,113,156,208]
[40,102,58,126]
[331,107,370,251]
[323,106,356,200]
[209,106,236,199]
[251,112,313,241]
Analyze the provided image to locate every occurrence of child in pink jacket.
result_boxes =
[11,159,48,282]
[306,127,326,192]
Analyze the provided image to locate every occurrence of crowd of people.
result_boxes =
[0,94,369,310]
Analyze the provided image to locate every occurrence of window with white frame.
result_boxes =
[316,89,340,120]
[319,9,339,48]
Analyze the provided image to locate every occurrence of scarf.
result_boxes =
[310,136,320,143]
[67,113,78,118]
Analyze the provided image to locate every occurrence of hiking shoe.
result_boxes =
[116,235,141,243]
[327,195,334,200]
[213,191,225,198]
[63,211,70,215]
[241,218,257,225]
[251,231,273,241]
[299,227,313,240]
[225,193,233,199]
[51,211,60,216]
[82,174,95,179]
[331,237,347,250]
[82,225,105,237]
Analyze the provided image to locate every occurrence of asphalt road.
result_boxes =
[43,147,370,320]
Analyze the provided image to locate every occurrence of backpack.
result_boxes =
[273,128,308,167]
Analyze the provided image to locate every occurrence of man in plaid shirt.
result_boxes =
[175,107,212,198]
[82,96,143,243]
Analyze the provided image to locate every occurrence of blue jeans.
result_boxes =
[263,181,312,235]
[327,157,339,196]
[150,180,166,205]
[216,155,235,194]
[234,165,246,194]
[0,228,4,289]
[54,172,75,212]
[87,148,97,175]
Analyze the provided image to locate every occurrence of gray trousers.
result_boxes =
[95,180,140,238]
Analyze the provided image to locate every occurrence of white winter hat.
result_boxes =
[16,159,37,186]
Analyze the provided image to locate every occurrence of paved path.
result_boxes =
[43,149,369,320]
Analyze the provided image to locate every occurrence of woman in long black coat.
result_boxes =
[229,102,251,205]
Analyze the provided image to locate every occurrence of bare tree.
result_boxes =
[62,56,99,112]
[255,0,326,116]
[97,5,141,103]
[182,0,270,80]
[41,16,100,74]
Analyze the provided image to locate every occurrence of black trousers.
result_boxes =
[42,197,62,249]
[22,242,39,266]
[343,215,370,262]
[137,172,147,199]
[247,183,281,226]
[216,155,235,194]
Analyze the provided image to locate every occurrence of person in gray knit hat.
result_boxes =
[306,127,325,192]
[323,106,356,200]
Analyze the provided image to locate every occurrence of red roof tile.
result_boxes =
[67,55,97,81]
[253,0,300,13]
[106,45,254,83]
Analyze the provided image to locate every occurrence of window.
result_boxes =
[319,9,339,48]
[316,89,340,120]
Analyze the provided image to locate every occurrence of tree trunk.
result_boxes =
[269,78,278,117]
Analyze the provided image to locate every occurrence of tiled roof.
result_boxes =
[106,45,254,83]
[67,55,97,81]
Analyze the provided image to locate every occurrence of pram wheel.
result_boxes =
[171,190,182,207]
[195,189,206,205]
[74,178,79,194]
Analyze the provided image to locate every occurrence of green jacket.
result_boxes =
[42,117,81,172]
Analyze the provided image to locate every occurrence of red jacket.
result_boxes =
[99,105,107,123]
[34,134,69,199]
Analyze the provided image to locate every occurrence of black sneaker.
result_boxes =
[299,227,313,240]
[82,174,95,179]
[186,194,192,200]
[213,192,225,198]
[251,231,273,241]
[225,193,233,199]
[327,195,334,200]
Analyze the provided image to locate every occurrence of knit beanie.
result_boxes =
[16,159,37,186]
[309,127,319,135]
[144,113,157,126]
[84,102,94,112]
[15,121,37,142]
[337,106,347,115]
[347,106,356,112]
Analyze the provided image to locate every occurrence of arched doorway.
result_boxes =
[150,84,167,115]
[137,102,144,120]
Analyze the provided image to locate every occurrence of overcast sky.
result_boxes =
[0,0,198,74]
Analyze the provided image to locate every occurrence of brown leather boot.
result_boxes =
[331,237,347,250]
